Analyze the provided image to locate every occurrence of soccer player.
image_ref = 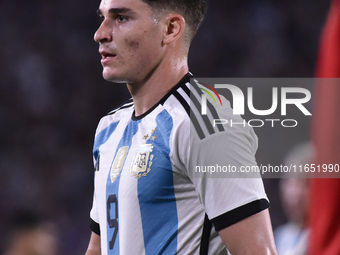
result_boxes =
[85,0,278,254]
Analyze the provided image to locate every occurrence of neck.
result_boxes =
[127,55,188,117]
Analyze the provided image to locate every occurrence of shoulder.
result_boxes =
[188,78,257,148]
[161,75,257,143]
[95,98,134,135]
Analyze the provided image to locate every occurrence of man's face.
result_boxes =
[94,0,165,84]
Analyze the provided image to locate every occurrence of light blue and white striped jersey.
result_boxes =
[90,73,269,255]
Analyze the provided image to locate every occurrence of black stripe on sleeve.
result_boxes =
[173,90,206,140]
[200,214,212,255]
[90,219,101,236]
[189,89,216,136]
[173,90,190,116]
[211,199,269,232]
[192,81,225,133]
[205,100,225,132]
[180,84,210,140]
[184,81,225,133]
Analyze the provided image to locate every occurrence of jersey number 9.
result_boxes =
[107,194,118,250]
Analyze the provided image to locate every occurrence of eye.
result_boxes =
[117,15,129,22]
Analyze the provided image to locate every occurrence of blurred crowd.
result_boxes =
[0,0,331,254]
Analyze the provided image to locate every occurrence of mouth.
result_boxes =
[99,50,117,63]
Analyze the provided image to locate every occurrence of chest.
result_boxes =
[94,110,177,203]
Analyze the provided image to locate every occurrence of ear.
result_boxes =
[162,14,186,45]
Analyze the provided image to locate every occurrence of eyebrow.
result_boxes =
[97,7,134,16]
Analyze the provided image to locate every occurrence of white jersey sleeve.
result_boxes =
[181,79,268,231]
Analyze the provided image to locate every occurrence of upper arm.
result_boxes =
[218,209,278,255]
[85,232,101,255]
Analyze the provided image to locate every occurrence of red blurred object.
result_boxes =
[309,0,340,254]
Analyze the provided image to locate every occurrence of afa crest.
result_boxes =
[131,144,154,178]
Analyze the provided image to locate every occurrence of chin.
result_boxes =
[102,70,127,83]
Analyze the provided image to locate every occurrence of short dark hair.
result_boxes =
[142,0,208,41]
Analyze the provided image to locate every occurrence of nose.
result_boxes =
[94,19,112,43]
